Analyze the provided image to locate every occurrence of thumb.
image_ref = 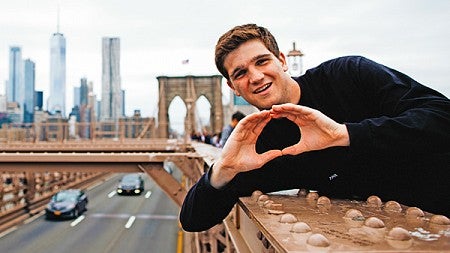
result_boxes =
[260,150,283,164]
[281,145,301,156]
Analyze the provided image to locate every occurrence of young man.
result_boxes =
[219,111,246,147]
[180,24,450,232]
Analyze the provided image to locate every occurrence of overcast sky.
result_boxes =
[1,0,449,123]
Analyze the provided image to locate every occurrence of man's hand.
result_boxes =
[270,103,350,155]
[210,110,283,189]
[209,104,349,189]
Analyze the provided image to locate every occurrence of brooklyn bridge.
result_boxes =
[1,76,448,252]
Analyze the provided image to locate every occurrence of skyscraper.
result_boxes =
[79,77,89,106]
[7,46,22,104]
[73,86,80,108]
[23,59,35,123]
[48,31,66,116]
[35,91,43,111]
[101,37,122,121]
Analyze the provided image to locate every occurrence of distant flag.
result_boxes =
[182,59,189,64]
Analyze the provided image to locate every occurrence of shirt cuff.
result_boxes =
[345,122,373,156]
[203,163,234,191]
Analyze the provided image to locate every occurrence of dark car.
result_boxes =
[117,173,145,195]
[45,189,88,219]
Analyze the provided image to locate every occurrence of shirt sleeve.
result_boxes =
[344,56,450,156]
[179,165,239,232]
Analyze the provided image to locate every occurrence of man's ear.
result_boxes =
[227,80,240,96]
[278,52,288,72]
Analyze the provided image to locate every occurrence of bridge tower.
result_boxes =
[157,75,223,139]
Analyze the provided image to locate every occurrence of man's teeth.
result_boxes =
[255,84,270,93]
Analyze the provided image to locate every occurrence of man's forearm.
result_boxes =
[180,171,239,232]
[209,161,237,189]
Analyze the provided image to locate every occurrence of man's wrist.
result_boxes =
[336,124,350,146]
[209,162,235,189]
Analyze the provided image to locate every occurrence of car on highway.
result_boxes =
[45,189,88,219]
[116,173,145,195]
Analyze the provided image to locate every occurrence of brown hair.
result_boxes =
[215,24,280,80]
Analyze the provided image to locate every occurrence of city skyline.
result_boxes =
[0,0,449,121]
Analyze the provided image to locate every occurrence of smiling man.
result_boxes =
[179,24,450,232]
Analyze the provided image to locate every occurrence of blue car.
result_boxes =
[45,189,88,219]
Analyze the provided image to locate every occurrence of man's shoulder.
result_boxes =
[321,55,365,67]
[305,55,371,75]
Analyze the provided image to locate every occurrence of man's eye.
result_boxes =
[233,71,245,79]
[256,59,268,65]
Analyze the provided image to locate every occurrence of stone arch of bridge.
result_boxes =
[157,75,224,138]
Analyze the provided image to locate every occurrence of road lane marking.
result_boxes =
[24,211,44,224]
[89,213,177,220]
[136,214,178,220]
[108,191,116,198]
[0,226,17,239]
[87,174,117,191]
[125,216,136,229]
[87,181,104,190]
[144,191,152,198]
[90,213,131,218]
[70,215,85,227]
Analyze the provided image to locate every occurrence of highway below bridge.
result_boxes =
[1,139,449,252]
[0,139,222,253]
[0,172,180,253]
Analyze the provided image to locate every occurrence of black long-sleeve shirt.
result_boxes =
[180,56,450,232]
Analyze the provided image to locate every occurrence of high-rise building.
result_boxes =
[23,59,35,123]
[73,86,80,108]
[35,91,43,111]
[101,37,122,121]
[70,78,95,138]
[80,77,89,106]
[7,46,23,104]
[71,77,90,123]
[48,31,66,116]
[121,89,125,117]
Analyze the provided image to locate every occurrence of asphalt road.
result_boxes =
[0,171,180,253]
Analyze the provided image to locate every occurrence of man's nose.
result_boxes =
[248,67,264,84]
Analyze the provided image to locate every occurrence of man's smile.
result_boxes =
[253,83,272,94]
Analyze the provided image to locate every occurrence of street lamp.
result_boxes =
[287,42,304,77]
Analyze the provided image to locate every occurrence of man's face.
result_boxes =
[224,39,295,110]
